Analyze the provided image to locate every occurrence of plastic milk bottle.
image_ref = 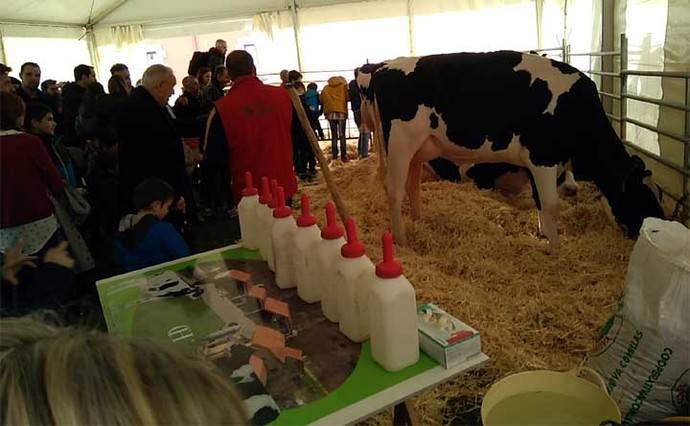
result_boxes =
[271,186,297,289]
[369,232,419,372]
[266,179,279,271]
[238,171,260,250]
[317,202,346,322]
[293,194,322,303]
[337,218,375,342]
[256,177,274,262]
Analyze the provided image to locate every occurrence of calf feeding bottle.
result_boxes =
[317,202,346,323]
[271,186,297,289]
[337,218,375,342]
[256,177,273,262]
[293,194,322,303]
[369,232,419,372]
[266,179,279,271]
[238,171,260,250]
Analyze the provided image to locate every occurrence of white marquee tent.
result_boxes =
[1,0,688,218]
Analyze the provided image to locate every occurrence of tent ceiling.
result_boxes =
[1,0,114,25]
[1,0,290,27]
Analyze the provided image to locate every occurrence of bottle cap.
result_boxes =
[296,193,318,227]
[273,187,292,218]
[241,171,259,197]
[341,217,365,258]
[320,201,344,240]
[375,232,403,278]
[259,176,272,205]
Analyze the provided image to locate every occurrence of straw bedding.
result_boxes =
[301,155,634,425]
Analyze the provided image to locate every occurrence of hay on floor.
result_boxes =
[301,155,633,425]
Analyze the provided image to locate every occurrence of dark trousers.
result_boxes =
[294,144,316,177]
[201,161,232,211]
[329,119,347,159]
[309,110,325,139]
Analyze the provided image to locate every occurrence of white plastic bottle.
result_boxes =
[238,171,260,250]
[317,201,346,322]
[266,179,279,271]
[337,218,375,342]
[255,176,274,262]
[369,232,420,372]
[271,186,297,289]
[293,194,322,303]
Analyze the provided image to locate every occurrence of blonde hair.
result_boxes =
[0,316,248,425]
[141,64,174,89]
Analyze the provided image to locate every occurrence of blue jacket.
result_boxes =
[114,215,190,271]
[304,88,321,113]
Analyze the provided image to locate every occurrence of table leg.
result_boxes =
[392,400,419,426]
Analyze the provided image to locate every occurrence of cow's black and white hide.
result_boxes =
[357,51,664,252]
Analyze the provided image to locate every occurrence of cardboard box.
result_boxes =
[417,303,481,369]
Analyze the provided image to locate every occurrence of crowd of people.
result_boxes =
[0,38,376,423]
[0,39,371,318]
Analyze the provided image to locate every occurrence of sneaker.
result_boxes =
[342,155,350,163]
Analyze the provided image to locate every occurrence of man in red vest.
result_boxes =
[204,50,297,205]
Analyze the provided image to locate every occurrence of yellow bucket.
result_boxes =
[481,367,621,426]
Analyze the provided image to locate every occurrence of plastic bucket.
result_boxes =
[481,367,621,426]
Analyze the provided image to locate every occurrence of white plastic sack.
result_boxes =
[588,218,689,424]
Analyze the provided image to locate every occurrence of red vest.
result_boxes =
[215,76,297,203]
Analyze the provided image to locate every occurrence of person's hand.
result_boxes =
[176,196,187,214]
[2,241,37,285]
[44,241,76,269]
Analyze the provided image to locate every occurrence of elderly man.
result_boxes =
[117,64,188,224]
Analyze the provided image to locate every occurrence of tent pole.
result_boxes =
[90,0,130,26]
[0,19,82,29]
[290,0,303,71]
[0,25,6,65]
[407,0,415,56]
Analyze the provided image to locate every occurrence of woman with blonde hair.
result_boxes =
[0,316,248,425]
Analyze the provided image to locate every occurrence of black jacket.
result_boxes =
[207,47,225,72]
[61,82,87,146]
[116,87,188,213]
[92,93,128,145]
[172,93,203,138]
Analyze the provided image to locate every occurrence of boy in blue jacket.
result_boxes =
[114,178,190,271]
[304,82,325,140]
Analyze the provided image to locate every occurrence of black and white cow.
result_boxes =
[357,51,664,252]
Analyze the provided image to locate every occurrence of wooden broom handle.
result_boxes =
[286,86,350,223]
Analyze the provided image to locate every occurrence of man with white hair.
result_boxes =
[116,64,189,228]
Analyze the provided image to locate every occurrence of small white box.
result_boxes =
[417,303,482,369]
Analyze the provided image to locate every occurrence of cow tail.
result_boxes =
[372,98,388,191]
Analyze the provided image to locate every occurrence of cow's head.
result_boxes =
[356,63,383,133]
[612,155,664,236]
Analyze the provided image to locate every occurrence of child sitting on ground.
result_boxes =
[114,178,190,271]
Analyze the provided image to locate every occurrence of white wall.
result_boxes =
[3,36,92,83]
